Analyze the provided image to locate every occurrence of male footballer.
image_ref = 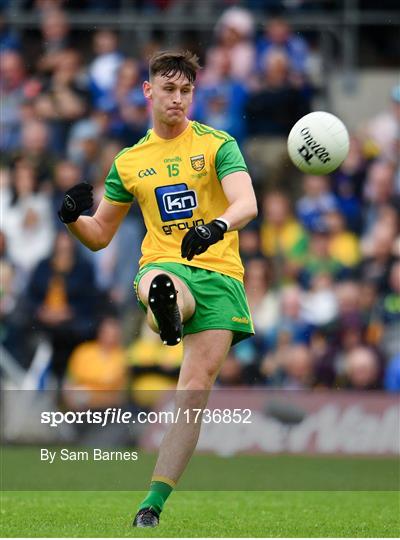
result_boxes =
[58,50,257,527]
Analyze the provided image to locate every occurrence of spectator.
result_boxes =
[381,260,400,359]
[335,280,361,318]
[0,13,21,52]
[218,351,245,386]
[239,221,262,262]
[35,48,90,153]
[310,326,339,388]
[0,51,40,153]
[343,346,382,390]
[331,135,365,230]
[244,257,280,335]
[101,58,149,144]
[382,261,400,324]
[280,344,315,389]
[88,29,123,109]
[67,118,102,182]
[27,231,99,383]
[64,317,127,409]
[62,315,130,445]
[193,50,247,143]
[110,205,145,310]
[0,230,19,358]
[362,84,400,163]
[261,343,314,389]
[384,353,400,392]
[2,159,54,280]
[359,223,396,293]
[36,9,71,76]
[18,119,55,186]
[296,175,337,232]
[244,49,310,186]
[311,281,367,387]
[260,331,292,387]
[212,7,255,84]
[245,49,310,137]
[377,204,399,240]
[262,285,310,351]
[301,272,338,326]
[0,231,14,309]
[359,280,383,346]
[362,160,396,235]
[127,322,182,408]
[297,231,343,289]
[325,209,360,269]
[260,191,307,262]
[256,17,310,77]
[99,57,141,112]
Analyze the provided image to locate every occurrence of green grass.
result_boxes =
[1,490,399,537]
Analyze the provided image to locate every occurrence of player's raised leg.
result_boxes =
[137,270,196,345]
[133,329,232,527]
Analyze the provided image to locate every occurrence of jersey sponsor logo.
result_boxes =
[190,154,205,171]
[162,218,205,236]
[155,183,198,222]
[138,168,157,178]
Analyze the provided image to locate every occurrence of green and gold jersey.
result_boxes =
[104,120,248,282]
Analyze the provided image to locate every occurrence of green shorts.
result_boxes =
[134,262,254,346]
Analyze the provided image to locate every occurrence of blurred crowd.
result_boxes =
[1,3,399,400]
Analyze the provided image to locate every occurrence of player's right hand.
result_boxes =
[58,182,94,224]
[181,219,227,261]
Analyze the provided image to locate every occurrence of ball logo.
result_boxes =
[298,127,331,165]
[195,225,211,239]
[138,168,157,178]
[64,194,76,211]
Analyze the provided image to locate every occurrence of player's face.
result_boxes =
[144,73,193,126]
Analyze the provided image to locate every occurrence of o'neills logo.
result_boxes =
[297,127,331,165]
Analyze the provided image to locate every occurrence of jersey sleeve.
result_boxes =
[215,139,248,181]
[104,160,134,205]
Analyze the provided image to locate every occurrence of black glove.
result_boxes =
[181,219,228,261]
[58,182,94,224]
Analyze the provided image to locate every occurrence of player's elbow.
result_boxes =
[87,237,111,252]
[247,197,258,221]
[88,243,105,252]
[250,199,258,219]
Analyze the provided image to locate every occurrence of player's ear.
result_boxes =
[143,81,152,100]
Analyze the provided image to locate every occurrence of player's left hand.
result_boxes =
[181,219,228,261]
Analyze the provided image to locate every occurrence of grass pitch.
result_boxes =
[1,490,399,537]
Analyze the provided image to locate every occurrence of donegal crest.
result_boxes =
[190,154,205,171]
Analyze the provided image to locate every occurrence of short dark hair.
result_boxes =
[149,50,200,84]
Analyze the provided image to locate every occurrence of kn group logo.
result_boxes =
[138,168,157,178]
[155,183,198,222]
